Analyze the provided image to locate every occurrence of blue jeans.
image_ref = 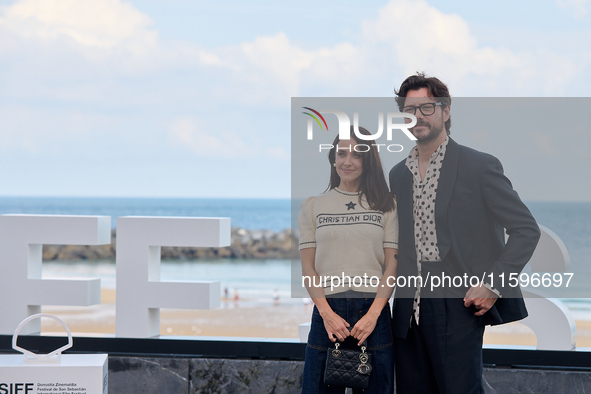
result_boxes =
[301,294,394,394]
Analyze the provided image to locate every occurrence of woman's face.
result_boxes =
[335,139,363,188]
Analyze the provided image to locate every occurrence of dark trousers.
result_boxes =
[302,295,394,394]
[394,297,485,394]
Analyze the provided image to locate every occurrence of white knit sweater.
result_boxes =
[298,188,398,295]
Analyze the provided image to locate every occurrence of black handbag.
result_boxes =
[324,335,372,389]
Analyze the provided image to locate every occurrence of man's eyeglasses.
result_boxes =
[401,102,442,116]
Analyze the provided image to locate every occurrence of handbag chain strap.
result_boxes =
[332,342,341,357]
[357,345,370,374]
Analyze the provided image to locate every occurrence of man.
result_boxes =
[389,73,540,393]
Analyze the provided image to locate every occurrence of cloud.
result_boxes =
[555,0,589,18]
[356,0,585,96]
[0,0,361,104]
[240,33,313,94]
[168,0,586,100]
[266,147,290,160]
[1,0,586,106]
[168,117,290,160]
[0,105,113,153]
[201,33,367,105]
[361,0,521,82]
[1,0,589,161]
[0,0,224,77]
[0,0,157,55]
[240,33,365,96]
[168,117,252,158]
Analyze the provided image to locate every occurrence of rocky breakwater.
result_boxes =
[42,228,299,261]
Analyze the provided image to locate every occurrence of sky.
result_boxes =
[0,0,590,199]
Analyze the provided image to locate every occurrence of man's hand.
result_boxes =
[463,285,498,316]
[320,309,350,342]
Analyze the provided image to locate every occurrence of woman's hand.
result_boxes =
[320,309,351,342]
[349,248,397,346]
[351,310,379,346]
[301,248,351,342]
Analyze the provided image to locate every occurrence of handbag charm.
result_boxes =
[324,338,372,389]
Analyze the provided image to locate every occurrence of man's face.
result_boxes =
[403,87,450,143]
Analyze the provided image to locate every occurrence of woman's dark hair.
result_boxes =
[326,126,395,213]
[395,71,452,135]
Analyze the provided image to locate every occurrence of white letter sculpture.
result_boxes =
[0,215,110,335]
[521,224,576,350]
[115,217,230,338]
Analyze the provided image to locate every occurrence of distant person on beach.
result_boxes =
[389,73,540,393]
[299,126,398,393]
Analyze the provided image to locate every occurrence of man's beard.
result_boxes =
[412,120,445,143]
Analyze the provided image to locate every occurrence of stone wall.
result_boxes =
[108,357,303,393]
[42,228,298,261]
[108,356,591,393]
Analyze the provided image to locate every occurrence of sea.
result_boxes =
[1,197,590,317]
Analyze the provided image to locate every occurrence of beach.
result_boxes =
[40,289,314,338]
[36,288,591,348]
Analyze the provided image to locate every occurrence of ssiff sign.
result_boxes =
[0,354,108,394]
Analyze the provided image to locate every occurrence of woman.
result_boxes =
[299,126,398,393]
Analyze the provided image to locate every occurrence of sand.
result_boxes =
[37,289,591,348]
